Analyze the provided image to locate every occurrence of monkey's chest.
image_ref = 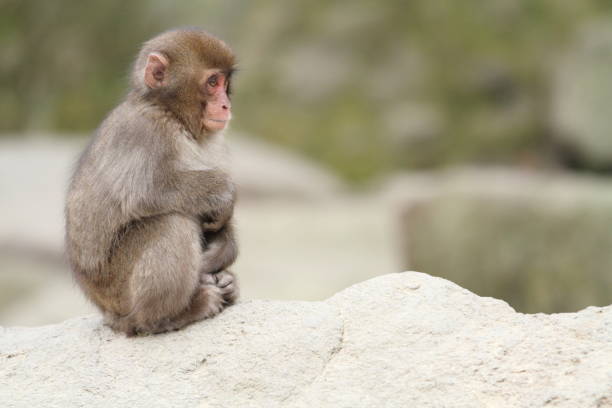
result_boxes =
[176,134,230,173]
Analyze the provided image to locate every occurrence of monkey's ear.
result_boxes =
[144,52,169,89]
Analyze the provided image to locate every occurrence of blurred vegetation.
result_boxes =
[2,0,612,181]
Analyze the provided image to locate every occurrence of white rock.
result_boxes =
[1,272,610,407]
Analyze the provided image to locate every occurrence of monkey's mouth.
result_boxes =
[201,101,231,131]
[202,117,229,132]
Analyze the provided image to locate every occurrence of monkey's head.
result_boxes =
[132,29,236,136]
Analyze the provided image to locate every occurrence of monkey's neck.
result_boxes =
[129,91,203,140]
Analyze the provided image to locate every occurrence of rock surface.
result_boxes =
[1,272,611,408]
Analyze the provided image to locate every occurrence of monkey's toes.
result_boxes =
[201,270,234,287]
[214,270,234,288]
[208,270,238,304]
[200,272,217,286]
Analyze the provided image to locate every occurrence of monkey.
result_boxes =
[65,29,239,336]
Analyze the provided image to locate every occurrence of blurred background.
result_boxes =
[1,0,612,326]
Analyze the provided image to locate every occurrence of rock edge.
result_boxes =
[1,272,611,408]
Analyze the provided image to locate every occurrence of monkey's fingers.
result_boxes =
[200,270,238,305]
[200,272,218,286]
[214,270,238,304]
[214,270,234,288]
[202,221,224,232]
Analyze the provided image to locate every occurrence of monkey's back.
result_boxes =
[65,102,158,282]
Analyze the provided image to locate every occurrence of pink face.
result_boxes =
[201,70,232,132]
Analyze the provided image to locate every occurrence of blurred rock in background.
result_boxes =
[0,137,395,326]
[552,18,612,171]
[389,168,612,313]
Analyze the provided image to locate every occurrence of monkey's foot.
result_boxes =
[138,284,227,336]
[104,282,229,337]
[201,270,239,305]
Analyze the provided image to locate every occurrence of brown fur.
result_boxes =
[65,29,239,336]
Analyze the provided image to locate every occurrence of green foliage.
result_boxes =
[2,0,612,180]
[0,0,168,131]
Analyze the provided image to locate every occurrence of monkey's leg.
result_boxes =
[200,222,238,274]
[153,281,228,334]
[199,223,239,305]
[108,214,228,336]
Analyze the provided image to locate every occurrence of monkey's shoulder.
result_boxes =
[97,102,167,143]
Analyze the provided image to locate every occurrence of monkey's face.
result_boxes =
[199,69,232,132]
[140,30,236,137]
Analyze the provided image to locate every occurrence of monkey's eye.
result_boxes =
[207,75,219,87]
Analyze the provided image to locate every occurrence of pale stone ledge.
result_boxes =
[1,272,610,407]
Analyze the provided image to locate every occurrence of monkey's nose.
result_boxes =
[222,103,230,110]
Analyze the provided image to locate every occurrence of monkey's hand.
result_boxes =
[200,203,234,232]
[200,215,225,232]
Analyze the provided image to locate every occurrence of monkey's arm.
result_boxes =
[103,112,235,222]
[119,144,235,223]
[161,168,236,221]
